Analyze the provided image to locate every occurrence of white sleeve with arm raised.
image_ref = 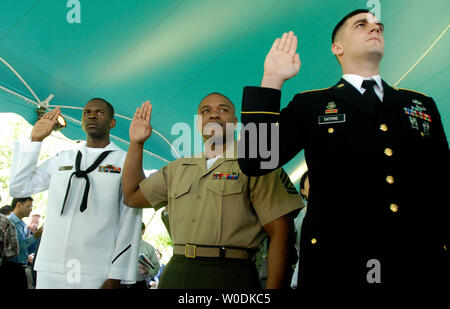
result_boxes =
[9,140,57,197]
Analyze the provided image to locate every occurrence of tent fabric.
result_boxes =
[1,0,449,186]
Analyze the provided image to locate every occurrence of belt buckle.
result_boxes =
[185,244,197,258]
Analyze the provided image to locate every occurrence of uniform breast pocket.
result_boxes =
[169,181,192,223]
[400,114,432,143]
[207,180,245,226]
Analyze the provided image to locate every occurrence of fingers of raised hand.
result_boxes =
[145,102,152,122]
[134,101,151,122]
[273,31,297,55]
[279,32,288,51]
[271,37,281,51]
[42,107,60,121]
[288,34,298,56]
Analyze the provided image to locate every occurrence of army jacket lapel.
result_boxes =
[380,80,403,111]
[327,78,374,116]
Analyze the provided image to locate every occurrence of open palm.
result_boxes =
[264,31,301,81]
[130,100,153,144]
[31,107,61,141]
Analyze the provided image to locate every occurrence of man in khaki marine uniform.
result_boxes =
[122,94,303,289]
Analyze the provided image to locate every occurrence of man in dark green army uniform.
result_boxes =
[238,9,449,288]
[122,94,302,289]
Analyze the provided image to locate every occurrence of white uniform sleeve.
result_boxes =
[107,189,143,283]
[9,141,58,198]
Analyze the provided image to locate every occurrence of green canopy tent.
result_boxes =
[1,0,449,187]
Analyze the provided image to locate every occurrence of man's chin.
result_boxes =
[85,130,108,140]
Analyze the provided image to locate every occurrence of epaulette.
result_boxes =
[395,88,429,97]
[240,111,280,115]
[299,87,332,95]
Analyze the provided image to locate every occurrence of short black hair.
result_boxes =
[199,92,235,111]
[299,171,309,201]
[11,197,33,211]
[0,205,12,215]
[332,9,371,43]
[88,98,115,118]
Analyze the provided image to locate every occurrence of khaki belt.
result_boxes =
[173,244,254,260]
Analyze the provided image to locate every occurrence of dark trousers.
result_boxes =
[0,261,28,289]
[120,280,148,289]
[158,254,261,289]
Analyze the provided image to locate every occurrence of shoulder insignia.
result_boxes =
[280,169,298,195]
[397,88,428,97]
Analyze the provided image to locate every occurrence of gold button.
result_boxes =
[421,132,425,137]
[386,175,394,184]
[390,203,399,213]
[380,124,388,132]
[311,238,317,245]
[444,244,447,251]
[328,127,334,134]
[384,148,393,156]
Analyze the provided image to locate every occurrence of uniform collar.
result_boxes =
[78,141,121,154]
[181,141,238,176]
[342,74,383,95]
[329,78,400,115]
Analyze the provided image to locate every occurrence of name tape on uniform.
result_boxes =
[58,166,73,171]
[318,114,346,125]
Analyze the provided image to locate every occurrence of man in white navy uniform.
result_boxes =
[10,98,142,289]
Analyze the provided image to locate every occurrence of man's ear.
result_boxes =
[110,118,116,129]
[196,114,203,134]
[331,42,343,58]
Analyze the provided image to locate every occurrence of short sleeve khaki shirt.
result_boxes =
[139,154,303,249]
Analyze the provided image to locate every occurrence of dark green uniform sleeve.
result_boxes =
[238,86,306,176]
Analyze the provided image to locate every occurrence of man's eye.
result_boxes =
[201,110,209,114]
[357,23,364,28]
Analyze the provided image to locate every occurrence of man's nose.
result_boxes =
[369,24,380,34]
[208,111,220,119]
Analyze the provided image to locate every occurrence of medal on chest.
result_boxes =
[403,99,432,136]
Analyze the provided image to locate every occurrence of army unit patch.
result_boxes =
[98,165,121,173]
[212,172,239,180]
[325,102,338,114]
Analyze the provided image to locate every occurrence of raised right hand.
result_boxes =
[30,107,61,142]
[129,101,153,144]
[261,31,301,90]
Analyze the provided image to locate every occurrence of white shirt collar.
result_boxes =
[342,74,384,101]
[343,74,382,91]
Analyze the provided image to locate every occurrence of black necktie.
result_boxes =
[361,79,381,112]
[61,150,112,215]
